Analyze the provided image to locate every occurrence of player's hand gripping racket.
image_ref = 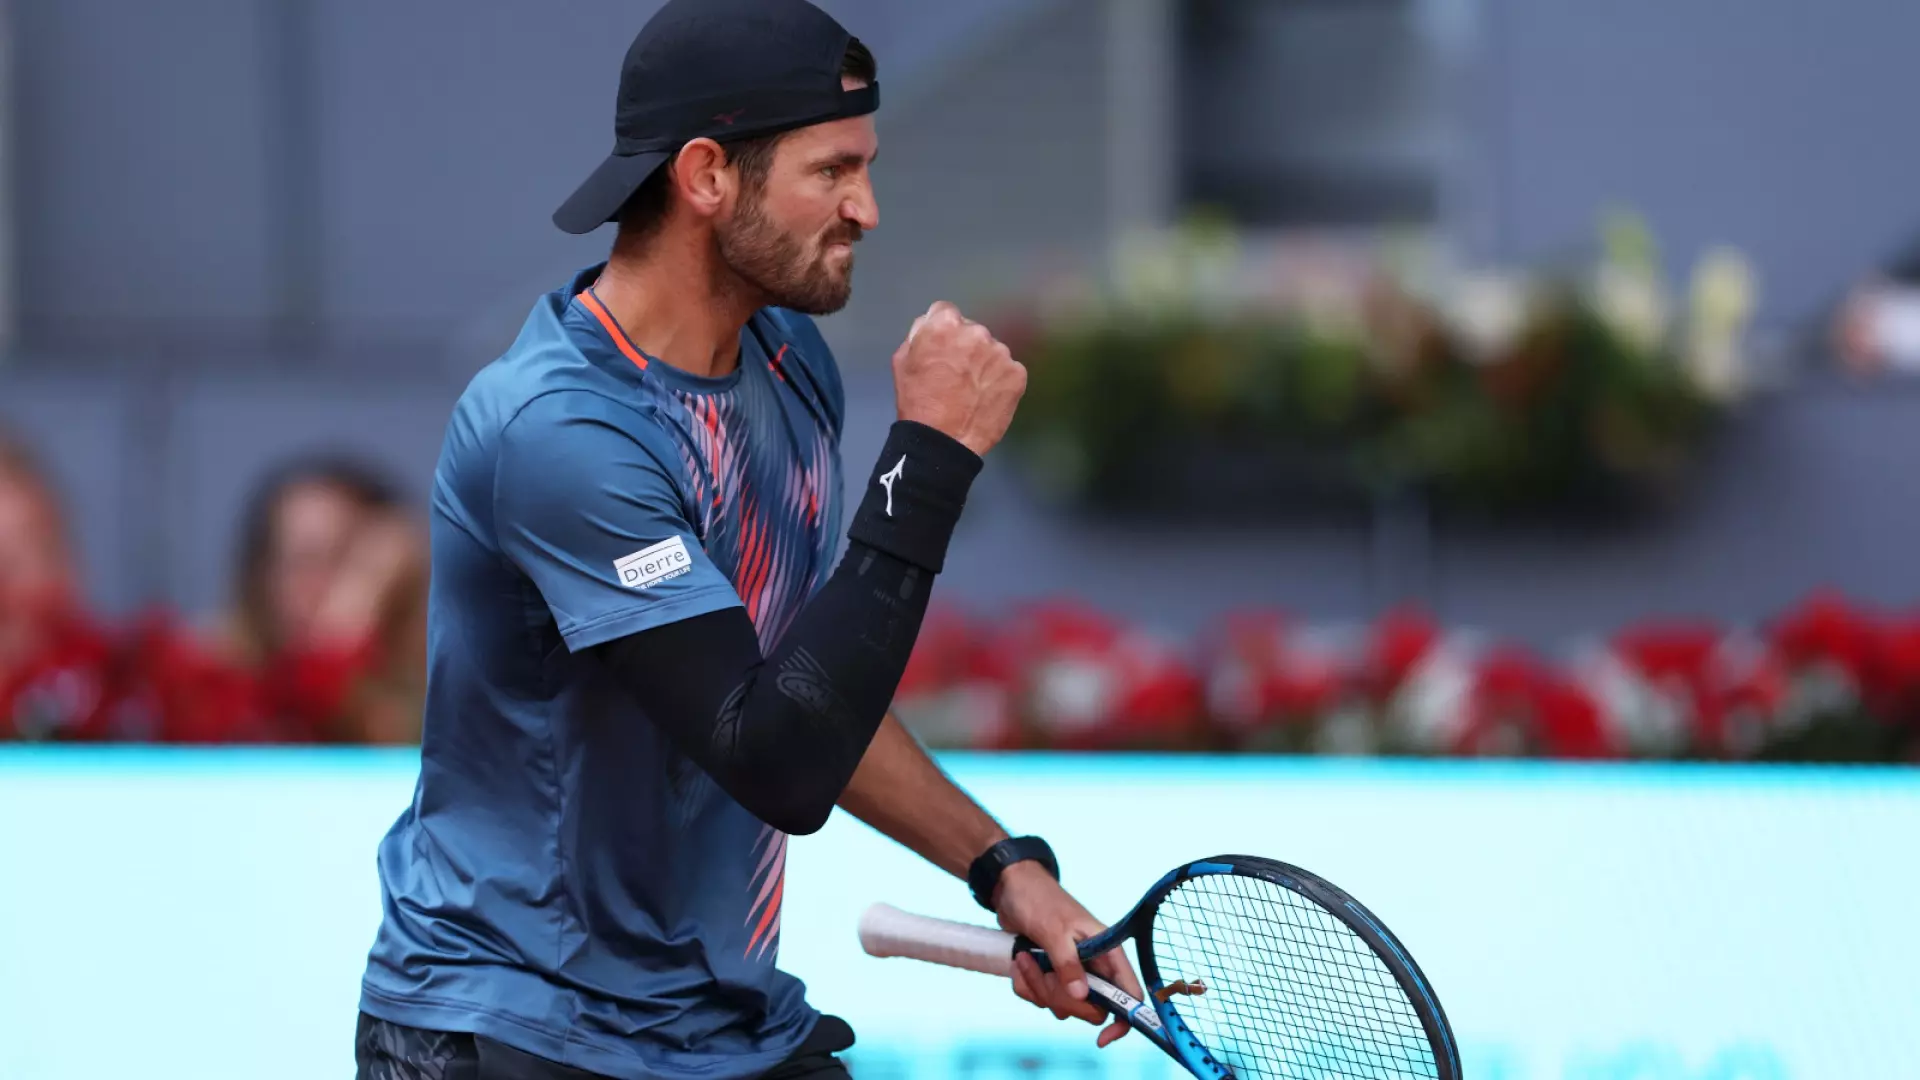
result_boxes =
[859,855,1461,1080]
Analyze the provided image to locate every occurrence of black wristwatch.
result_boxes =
[967,835,1059,912]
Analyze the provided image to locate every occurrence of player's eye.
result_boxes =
[820,165,842,180]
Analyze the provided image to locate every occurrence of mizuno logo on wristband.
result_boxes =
[879,456,905,516]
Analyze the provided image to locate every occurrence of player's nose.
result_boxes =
[842,179,878,232]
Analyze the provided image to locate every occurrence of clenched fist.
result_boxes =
[891,302,1028,457]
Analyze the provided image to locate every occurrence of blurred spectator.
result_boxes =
[1834,231,1920,375]
[0,430,119,741]
[214,456,428,744]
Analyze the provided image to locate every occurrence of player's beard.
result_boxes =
[715,190,859,316]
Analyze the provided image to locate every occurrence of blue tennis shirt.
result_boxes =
[359,265,847,1079]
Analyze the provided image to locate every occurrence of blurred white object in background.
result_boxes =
[1442,272,1532,363]
[1836,277,1920,376]
[1383,632,1483,753]
[1588,261,1670,357]
[1566,640,1691,759]
[1861,288,1920,372]
[1684,246,1759,401]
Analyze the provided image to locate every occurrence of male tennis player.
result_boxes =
[354,2,1142,1078]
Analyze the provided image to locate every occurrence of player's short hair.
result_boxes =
[614,37,876,250]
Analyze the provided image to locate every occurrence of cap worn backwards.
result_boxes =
[553,0,880,235]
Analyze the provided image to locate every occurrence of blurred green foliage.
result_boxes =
[993,213,1752,518]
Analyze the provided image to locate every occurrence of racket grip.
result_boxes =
[858,902,1017,978]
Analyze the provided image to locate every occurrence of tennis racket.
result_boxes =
[858,854,1460,1080]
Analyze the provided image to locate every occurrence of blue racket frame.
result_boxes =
[1013,856,1462,1080]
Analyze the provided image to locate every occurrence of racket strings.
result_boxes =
[1151,873,1436,1080]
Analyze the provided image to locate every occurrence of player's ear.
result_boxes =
[671,137,734,219]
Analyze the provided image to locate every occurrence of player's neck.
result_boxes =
[594,238,761,379]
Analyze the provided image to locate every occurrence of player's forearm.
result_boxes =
[597,540,918,834]
[838,713,1008,879]
[595,422,982,835]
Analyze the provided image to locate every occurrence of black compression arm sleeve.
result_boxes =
[593,422,981,835]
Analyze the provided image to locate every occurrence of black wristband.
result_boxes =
[968,835,1059,912]
[846,420,983,574]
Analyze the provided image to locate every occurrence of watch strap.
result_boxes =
[967,835,1059,912]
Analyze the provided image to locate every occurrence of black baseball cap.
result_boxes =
[552,0,880,235]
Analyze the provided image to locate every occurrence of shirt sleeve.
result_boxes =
[493,391,742,652]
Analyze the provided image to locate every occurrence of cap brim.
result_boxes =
[552,149,672,235]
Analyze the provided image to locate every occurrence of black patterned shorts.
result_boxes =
[354,1012,855,1080]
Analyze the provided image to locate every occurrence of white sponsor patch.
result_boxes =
[614,536,695,590]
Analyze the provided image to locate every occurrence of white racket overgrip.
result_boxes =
[857,902,1017,978]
